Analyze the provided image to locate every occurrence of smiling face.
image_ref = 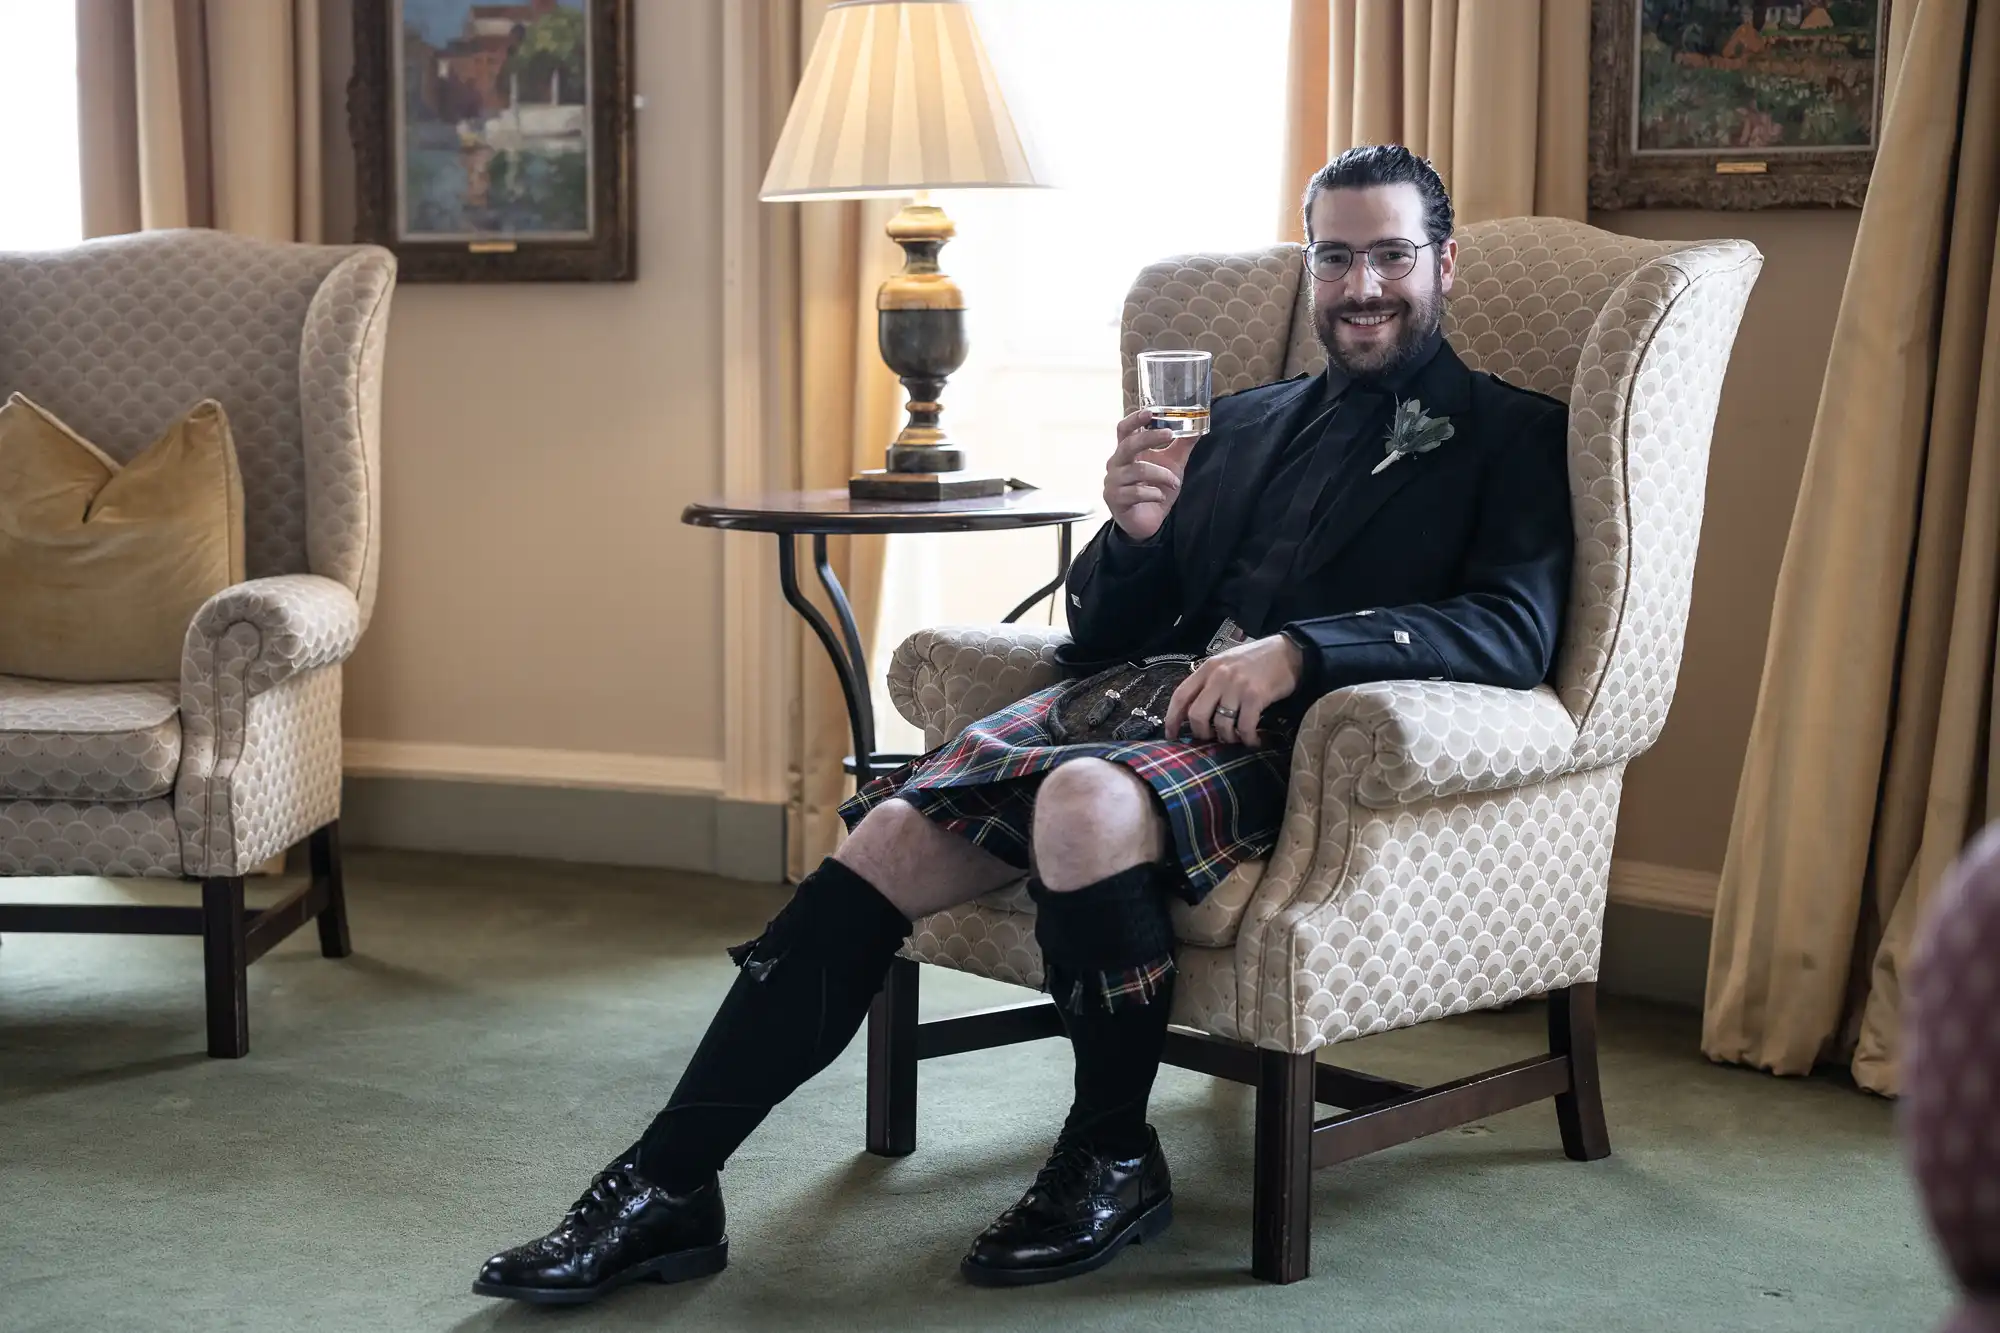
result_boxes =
[1308,182,1456,384]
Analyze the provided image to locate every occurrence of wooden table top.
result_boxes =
[681,487,1100,535]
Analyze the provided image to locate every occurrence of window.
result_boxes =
[0,0,81,250]
[873,0,1292,751]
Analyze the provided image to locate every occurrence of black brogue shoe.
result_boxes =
[473,1164,727,1305]
[961,1127,1173,1286]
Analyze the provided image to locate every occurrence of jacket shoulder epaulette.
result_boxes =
[1475,369,1567,415]
[1212,370,1312,408]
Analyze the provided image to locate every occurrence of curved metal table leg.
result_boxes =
[810,534,878,775]
[777,534,877,785]
[1003,522,1074,624]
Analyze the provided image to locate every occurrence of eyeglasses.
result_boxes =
[1303,238,1437,282]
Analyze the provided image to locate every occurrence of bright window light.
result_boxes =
[874,0,1292,751]
[0,0,82,250]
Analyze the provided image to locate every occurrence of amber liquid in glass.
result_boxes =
[1148,405,1210,440]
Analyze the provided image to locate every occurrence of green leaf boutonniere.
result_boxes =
[1372,398,1456,475]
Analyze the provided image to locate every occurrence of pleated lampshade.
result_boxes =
[760,0,1048,200]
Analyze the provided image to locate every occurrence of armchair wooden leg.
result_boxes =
[866,956,919,1157]
[1252,1049,1316,1284]
[1549,982,1611,1161]
[309,821,352,959]
[202,876,249,1058]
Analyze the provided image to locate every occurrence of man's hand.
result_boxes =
[1105,406,1200,542]
[1163,634,1305,748]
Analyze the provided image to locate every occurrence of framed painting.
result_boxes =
[1589,0,1888,209]
[350,0,635,281]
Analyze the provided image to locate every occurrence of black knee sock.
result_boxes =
[631,858,911,1192]
[1053,969,1175,1157]
[1030,865,1177,1159]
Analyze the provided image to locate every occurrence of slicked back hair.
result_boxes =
[1302,145,1453,245]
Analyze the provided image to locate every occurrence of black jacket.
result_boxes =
[1060,339,1572,716]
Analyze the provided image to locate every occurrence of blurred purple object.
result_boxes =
[1904,820,2000,1333]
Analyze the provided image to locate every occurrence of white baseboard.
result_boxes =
[342,739,724,796]
[1608,858,1718,916]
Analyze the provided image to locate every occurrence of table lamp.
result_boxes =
[760,0,1048,500]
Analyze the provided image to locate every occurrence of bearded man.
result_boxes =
[474,143,1573,1303]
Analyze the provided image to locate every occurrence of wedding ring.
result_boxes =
[1215,706,1240,720]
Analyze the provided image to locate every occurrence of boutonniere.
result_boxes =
[1372,397,1456,474]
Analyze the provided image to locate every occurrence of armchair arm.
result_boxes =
[1240,680,1580,934]
[175,574,362,877]
[886,624,1070,748]
[1232,680,1593,1051]
[1291,679,1581,809]
[182,574,363,699]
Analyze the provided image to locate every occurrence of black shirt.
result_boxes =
[1196,366,1364,640]
[1197,331,1445,642]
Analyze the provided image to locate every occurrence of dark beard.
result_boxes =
[1314,280,1446,387]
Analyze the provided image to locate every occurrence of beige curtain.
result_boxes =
[1705,0,2000,1096]
[776,4,906,879]
[1278,0,1588,239]
[77,0,323,240]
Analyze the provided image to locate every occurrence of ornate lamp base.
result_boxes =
[857,197,1005,500]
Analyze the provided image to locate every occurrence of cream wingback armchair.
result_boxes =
[859,218,1762,1283]
[0,230,395,1059]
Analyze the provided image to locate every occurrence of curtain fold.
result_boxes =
[77,0,322,241]
[1278,0,1587,239]
[782,2,906,878]
[1704,0,2000,1095]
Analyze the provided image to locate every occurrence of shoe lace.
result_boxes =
[1030,1136,1102,1197]
[564,1167,638,1227]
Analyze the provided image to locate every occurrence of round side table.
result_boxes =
[681,487,1099,783]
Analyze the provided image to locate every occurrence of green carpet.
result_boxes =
[0,851,1950,1332]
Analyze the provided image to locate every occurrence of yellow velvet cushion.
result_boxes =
[0,393,245,683]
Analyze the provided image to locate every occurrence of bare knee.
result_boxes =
[834,798,1017,917]
[836,798,929,861]
[833,798,938,890]
[1031,759,1164,892]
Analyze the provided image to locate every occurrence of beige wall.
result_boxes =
[322,0,729,766]
[1596,208,1860,876]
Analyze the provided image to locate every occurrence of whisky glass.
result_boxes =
[1137,350,1212,445]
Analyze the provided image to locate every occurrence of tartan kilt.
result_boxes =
[838,684,1291,905]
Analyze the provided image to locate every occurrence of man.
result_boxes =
[473,144,1572,1303]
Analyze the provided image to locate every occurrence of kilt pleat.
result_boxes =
[837,684,1290,904]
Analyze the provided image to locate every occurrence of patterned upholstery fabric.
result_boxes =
[1905,825,2000,1331]
[299,251,395,629]
[0,797,182,877]
[0,678,180,801]
[177,577,357,875]
[0,231,394,880]
[1229,742,1618,1049]
[1555,241,1762,767]
[887,624,1070,750]
[1120,245,1306,412]
[890,218,1760,1054]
